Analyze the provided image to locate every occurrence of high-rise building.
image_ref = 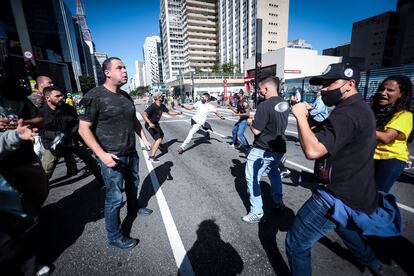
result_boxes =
[94,51,107,85]
[160,0,185,83]
[74,0,98,85]
[219,0,289,72]
[133,60,145,88]
[143,35,162,86]
[288,39,313,50]
[349,0,414,70]
[182,0,219,73]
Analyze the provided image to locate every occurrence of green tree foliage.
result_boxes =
[222,62,234,74]
[130,86,150,97]
[79,75,96,93]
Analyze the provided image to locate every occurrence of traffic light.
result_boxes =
[24,60,37,80]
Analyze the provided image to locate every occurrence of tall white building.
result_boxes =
[182,0,219,73]
[219,0,289,72]
[143,35,162,86]
[132,60,145,89]
[160,0,186,83]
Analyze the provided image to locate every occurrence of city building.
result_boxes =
[350,0,414,70]
[323,43,350,57]
[288,39,313,50]
[130,60,145,90]
[143,35,162,86]
[160,0,186,83]
[0,0,90,92]
[74,0,98,86]
[94,51,107,85]
[182,0,219,73]
[219,0,289,73]
[244,47,341,89]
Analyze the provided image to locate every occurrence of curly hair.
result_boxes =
[372,75,413,129]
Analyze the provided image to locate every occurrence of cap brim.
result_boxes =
[309,76,324,85]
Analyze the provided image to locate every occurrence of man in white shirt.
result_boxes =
[178,93,225,154]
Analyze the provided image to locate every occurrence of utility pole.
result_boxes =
[254,18,262,109]
[191,71,195,101]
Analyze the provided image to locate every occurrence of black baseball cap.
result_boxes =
[309,62,361,85]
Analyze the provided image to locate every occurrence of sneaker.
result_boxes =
[138,207,153,216]
[228,144,235,148]
[242,212,263,224]
[273,202,285,212]
[36,265,50,276]
[205,132,211,140]
[149,156,161,163]
[108,236,139,249]
[280,168,291,178]
[177,147,184,154]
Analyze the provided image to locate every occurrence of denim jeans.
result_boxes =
[245,147,283,214]
[375,158,405,193]
[98,152,140,242]
[286,194,380,276]
[231,119,249,146]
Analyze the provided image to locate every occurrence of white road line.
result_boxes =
[286,130,298,135]
[138,138,195,276]
[163,113,172,118]
[285,159,414,214]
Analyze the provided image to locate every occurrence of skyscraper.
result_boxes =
[143,35,162,86]
[160,0,185,83]
[219,0,289,72]
[182,0,219,73]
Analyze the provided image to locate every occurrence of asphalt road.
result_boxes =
[36,100,414,276]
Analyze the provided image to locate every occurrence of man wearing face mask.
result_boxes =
[141,91,182,163]
[286,63,384,275]
[178,92,225,154]
[242,76,289,224]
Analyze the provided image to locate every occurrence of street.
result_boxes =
[36,100,414,276]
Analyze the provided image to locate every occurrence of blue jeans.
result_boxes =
[232,119,249,146]
[245,147,283,214]
[286,194,380,276]
[375,158,405,193]
[98,152,140,242]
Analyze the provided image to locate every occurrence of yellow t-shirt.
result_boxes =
[374,110,413,161]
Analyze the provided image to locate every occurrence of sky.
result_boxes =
[66,0,398,78]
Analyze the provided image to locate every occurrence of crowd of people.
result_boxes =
[0,54,412,276]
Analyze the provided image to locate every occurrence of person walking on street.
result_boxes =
[242,76,289,224]
[178,92,225,154]
[78,57,152,250]
[228,89,250,152]
[372,75,413,193]
[142,91,182,163]
[286,62,384,276]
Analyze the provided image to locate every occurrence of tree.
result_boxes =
[130,86,150,97]
[212,62,221,73]
[222,62,234,74]
[195,67,203,75]
[79,75,96,93]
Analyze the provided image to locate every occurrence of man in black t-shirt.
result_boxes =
[141,91,182,163]
[286,62,382,275]
[242,76,289,224]
[78,57,152,250]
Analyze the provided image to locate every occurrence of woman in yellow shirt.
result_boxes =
[372,75,413,193]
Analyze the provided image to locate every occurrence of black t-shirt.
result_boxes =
[144,103,169,125]
[78,86,137,156]
[252,96,288,153]
[0,95,39,168]
[315,93,378,214]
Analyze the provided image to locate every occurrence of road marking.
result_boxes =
[163,113,172,118]
[138,138,195,276]
[285,159,414,214]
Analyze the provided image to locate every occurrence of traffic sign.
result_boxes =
[23,50,33,59]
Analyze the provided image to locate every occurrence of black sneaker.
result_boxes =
[148,156,161,163]
[178,148,184,154]
[108,236,139,249]
[206,132,211,140]
[273,202,285,212]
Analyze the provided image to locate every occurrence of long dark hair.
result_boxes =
[371,75,413,129]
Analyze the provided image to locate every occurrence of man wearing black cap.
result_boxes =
[286,62,384,275]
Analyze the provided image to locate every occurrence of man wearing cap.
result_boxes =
[286,63,383,275]
[141,92,182,163]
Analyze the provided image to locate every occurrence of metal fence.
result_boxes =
[283,63,414,104]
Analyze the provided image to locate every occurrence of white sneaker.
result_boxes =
[228,144,235,148]
[37,266,50,276]
[242,212,263,224]
[280,169,291,178]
